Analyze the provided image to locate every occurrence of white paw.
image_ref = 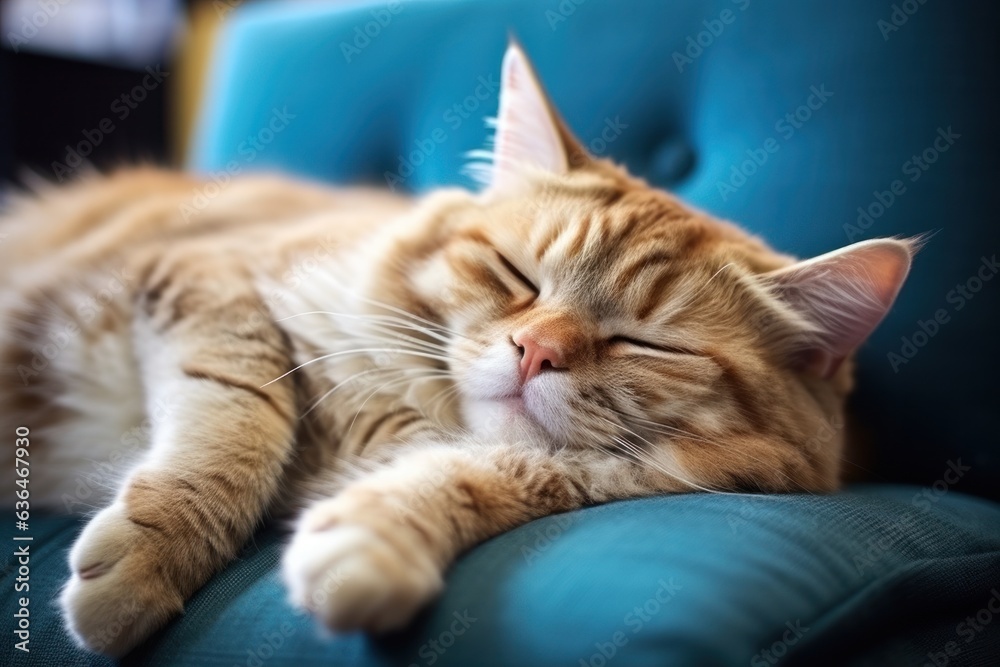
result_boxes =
[283,513,443,633]
[60,503,183,657]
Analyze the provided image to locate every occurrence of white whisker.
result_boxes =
[302,366,406,418]
[344,373,448,437]
[261,348,451,388]
[277,310,453,346]
[324,281,471,340]
[596,415,793,498]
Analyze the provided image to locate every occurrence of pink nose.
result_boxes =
[512,333,565,383]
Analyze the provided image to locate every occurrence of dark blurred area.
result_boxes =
[0,50,170,181]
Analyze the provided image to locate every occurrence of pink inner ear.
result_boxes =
[486,44,569,193]
[768,239,914,378]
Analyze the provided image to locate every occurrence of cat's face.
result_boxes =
[401,45,913,491]
[432,176,784,452]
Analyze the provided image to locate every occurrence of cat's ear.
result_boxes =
[764,238,916,378]
[474,43,588,195]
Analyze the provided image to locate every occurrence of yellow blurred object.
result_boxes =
[171,0,243,165]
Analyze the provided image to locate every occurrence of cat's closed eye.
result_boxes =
[607,336,698,357]
[496,251,538,293]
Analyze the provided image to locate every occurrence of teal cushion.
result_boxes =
[7,487,1000,666]
[190,0,1000,498]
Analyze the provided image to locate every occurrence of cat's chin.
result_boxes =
[461,396,554,445]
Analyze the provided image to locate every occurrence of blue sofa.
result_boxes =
[6,1,999,665]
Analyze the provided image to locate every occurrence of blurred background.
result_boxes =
[0,0,291,181]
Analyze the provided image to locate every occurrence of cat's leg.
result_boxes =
[283,433,654,632]
[61,255,298,656]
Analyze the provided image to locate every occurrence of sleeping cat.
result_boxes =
[0,44,914,657]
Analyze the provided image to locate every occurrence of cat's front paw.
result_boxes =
[283,506,443,633]
[60,503,184,657]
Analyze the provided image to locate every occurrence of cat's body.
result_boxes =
[0,46,913,657]
[1,171,401,506]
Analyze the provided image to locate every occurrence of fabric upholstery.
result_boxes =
[7,488,1000,666]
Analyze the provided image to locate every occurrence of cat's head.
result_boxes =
[398,45,914,492]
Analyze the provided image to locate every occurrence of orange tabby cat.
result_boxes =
[0,45,914,656]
